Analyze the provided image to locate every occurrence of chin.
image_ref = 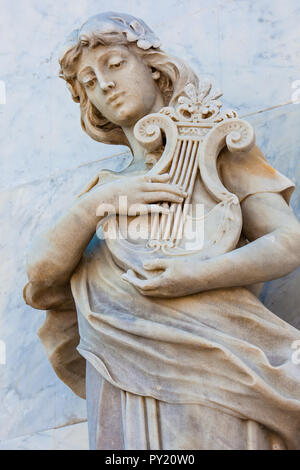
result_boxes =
[115,103,147,126]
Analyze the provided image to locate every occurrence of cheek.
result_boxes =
[129,74,158,108]
[87,88,107,113]
[124,62,156,94]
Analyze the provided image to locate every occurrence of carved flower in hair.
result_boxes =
[61,12,161,54]
[124,18,161,50]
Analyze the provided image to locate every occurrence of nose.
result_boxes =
[96,71,115,92]
[100,80,115,92]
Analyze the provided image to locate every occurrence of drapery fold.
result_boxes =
[72,238,300,449]
[25,146,299,448]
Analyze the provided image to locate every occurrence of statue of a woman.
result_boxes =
[24,12,300,450]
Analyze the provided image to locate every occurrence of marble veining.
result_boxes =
[1,0,300,449]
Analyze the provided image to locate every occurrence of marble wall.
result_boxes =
[0,0,299,449]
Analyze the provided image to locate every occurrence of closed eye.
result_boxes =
[108,59,126,70]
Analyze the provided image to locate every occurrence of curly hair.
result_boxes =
[59,30,199,148]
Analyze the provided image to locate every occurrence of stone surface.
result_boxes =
[0,153,130,441]
[0,0,300,450]
[0,421,88,450]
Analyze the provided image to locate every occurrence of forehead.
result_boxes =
[76,44,130,73]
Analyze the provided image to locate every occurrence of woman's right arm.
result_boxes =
[27,187,104,283]
[24,184,110,310]
[24,174,186,309]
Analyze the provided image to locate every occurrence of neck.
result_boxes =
[122,92,164,173]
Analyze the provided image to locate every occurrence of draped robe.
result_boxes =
[24,146,300,450]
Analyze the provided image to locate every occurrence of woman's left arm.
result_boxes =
[123,192,300,297]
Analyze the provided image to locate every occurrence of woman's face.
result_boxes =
[76,44,163,127]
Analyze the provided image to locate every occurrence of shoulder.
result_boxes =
[217,145,295,204]
[77,169,124,198]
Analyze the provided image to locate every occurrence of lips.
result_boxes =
[106,91,125,105]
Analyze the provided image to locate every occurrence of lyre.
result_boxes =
[104,81,255,278]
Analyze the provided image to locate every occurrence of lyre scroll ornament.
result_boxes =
[103,80,255,278]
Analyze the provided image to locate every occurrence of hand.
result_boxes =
[122,257,202,298]
[100,173,187,217]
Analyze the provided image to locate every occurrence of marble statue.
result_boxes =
[23,12,300,450]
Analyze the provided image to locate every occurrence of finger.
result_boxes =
[134,286,168,297]
[121,269,137,282]
[122,270,164,291]
[128,204,169,216]
[138,289,165,298]
[143,259,167,271]
[143,175,152,183]
[144,183,187,197]
[146,204,170,215]
[149,173,170,183]
[121,269,138,283]
[144,192,184,204]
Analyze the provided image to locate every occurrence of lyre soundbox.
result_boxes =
[103,80,255,278]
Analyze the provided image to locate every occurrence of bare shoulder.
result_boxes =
[241,192,300,241]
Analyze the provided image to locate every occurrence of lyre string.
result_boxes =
[175,141,200,246]
[156,140,182,241]
[170,140,196,244]
[150,138,200,247]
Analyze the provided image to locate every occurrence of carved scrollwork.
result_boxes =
[134,113,178,175]
[178,127,207,137]
[199,118,255,203]
[225,120,255,153]
[105,78,256,274]
[134,116,164,151]
[161,81,238,124]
